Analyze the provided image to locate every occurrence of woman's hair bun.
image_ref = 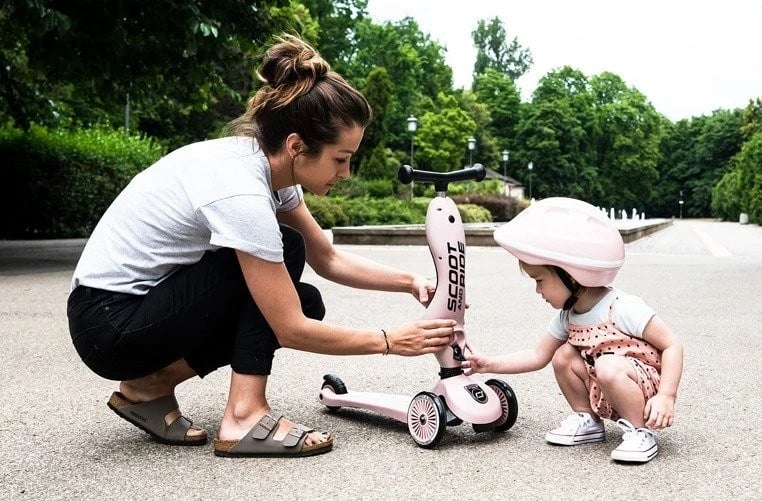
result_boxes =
[258,34,330,91]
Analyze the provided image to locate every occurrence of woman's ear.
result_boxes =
[285,133,303,159]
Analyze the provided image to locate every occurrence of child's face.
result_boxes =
[521,263,570,310]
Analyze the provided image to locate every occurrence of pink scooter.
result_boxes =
[318,164,518,448]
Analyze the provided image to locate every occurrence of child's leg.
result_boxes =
[551,343,597,418]
[594,355,646,427]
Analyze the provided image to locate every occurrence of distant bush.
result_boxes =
[452,194,526,222]
[0,123,165,237]
[457,204,492,223]
[305,194,428,227]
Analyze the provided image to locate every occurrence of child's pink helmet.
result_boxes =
[493,197,624,287]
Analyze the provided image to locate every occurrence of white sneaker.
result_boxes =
[545,412,606,445]
[611,419,658,463]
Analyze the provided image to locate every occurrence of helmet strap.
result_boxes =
[553,266,581,311]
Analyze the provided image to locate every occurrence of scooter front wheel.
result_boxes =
[484,378,519,432]
[407,391,446,448]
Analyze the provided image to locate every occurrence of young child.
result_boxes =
[463,197,683,463]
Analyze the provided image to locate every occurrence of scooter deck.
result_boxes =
[319,388,411,423]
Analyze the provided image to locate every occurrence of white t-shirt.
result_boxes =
[547,289,655,341]
[71,136,302,295]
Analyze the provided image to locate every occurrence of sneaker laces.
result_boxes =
[562,412,589,427]
[617,419,653,443]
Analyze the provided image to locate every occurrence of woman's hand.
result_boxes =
[388,319,455,356]
[410,274,436,307]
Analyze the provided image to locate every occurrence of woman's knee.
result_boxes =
[297,282,325,320]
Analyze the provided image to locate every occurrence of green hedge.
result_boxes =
[452,193,526,222]
[305,194,492,228]
[0,123,165,237]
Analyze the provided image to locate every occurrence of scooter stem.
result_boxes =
[419,194,468,370]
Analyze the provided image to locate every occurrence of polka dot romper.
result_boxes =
[567,296,661,421]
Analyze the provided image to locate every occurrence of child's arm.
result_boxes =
[642,314,684,429]
[462,333,565,375]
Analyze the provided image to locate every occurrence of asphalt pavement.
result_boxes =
[1,219,761,500]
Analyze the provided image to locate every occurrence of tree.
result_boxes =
[1,0,291,146]
[515,67,598,200]
[345,18,453,154]
[415,93,476,172]
[653,109,743,217]
[356,66,392,175]
[472,68,521,154]
[471,17,532,84]
[589,72,662,210]
[301,0,369,75]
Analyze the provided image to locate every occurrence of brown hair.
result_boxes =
[227,34,372,157]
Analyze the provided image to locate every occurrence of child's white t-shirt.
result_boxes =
[547,289,655,341]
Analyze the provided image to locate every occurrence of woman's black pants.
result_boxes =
[67,226,325,381]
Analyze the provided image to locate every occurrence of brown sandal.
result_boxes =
[107,391,208,446]
[214,413,333,458]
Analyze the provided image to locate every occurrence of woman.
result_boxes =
[67,34,455,458]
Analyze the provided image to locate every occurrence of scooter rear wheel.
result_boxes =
[321,374,348,412]
[407,391,446,448]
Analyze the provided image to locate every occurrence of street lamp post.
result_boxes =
[467,136,476,167]
[501,149,509,177]
[678,190,684,219]
[407,115,418,167]
[527,161,534,199]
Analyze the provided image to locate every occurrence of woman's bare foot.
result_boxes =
[217,409,329,446]
[118,360,206,439]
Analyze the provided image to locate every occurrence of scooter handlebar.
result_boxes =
[398,164,486,192]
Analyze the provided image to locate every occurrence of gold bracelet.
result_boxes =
[381,329,390,356]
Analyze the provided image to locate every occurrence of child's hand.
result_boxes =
[644,393,676,430]
[461,343,492,375]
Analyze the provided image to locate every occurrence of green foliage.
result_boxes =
[737,130,762,223]
[355,66,392,171]
[653,109,744,217]
[364,179,395,198]
[415,94,477,172]
[457,204,492,223]
[304,193,427,227]
[358,143,394,180]
[1,0,290,147]
[446,179,503,196]
[473,68,521,151]
[452,194,525,222]
[471,17,533,83]
[711,168,742,221]
[0,123,165,237]
[345,18,453,154]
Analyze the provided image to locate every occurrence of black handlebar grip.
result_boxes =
[398,164,486,191]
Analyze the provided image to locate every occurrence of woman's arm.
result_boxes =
[277,200,432,302]
[236,250,454,356]
[463,333,565,375]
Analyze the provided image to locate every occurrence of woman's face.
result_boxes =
[294,125,364,196]
[521,263,571,310]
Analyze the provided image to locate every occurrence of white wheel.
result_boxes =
[407,391,446,448]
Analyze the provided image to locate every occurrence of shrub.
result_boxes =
[452,194,527,222]
[458,204,492,223]
[304,194,427,228]
[0,123,165,237]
